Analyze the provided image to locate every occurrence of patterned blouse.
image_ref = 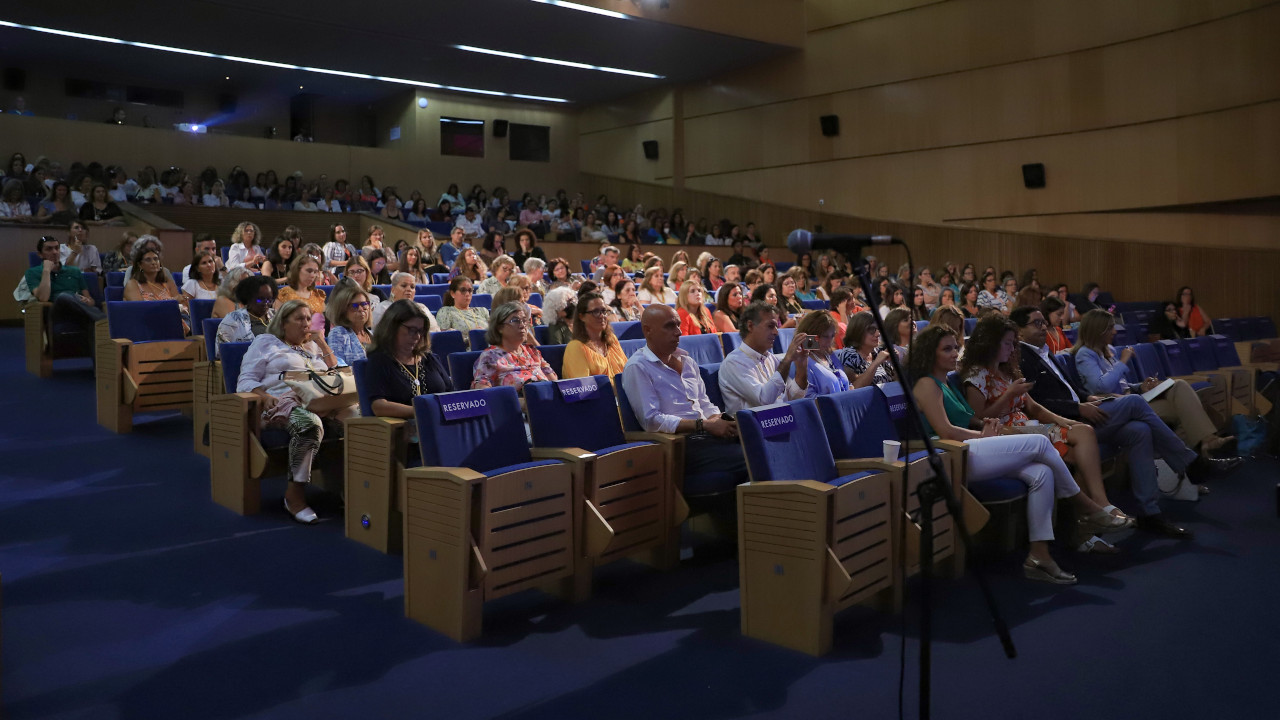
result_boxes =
[277,286,327,315]
[215,307,272,356]
[836,347,895,385]
[327,325,369,365]
[471,343,557,390]
[963,366,1068,454]
[436,305,491,341]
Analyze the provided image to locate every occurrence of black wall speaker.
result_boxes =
[642,140,659,160]
[819,114,840,137]
[2,68,26,92]
[1022,163,1046,189]
[493,119,509,138]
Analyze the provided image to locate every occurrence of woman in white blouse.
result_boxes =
[637,266,676,305]
[181,250,222,303]
[226,221,265,271]
[236,299,352,524]
[202,180,230,208]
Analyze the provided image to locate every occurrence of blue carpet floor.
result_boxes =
[2,326,1278,719]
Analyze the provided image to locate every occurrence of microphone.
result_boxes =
[786,228,901,256]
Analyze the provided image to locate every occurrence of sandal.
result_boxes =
[1103,504,1137,528]
[1024,556,1078,585]
[1080,509,1131,534]
[1077,535,1121,554]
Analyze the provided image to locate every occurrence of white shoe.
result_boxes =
[284,498,318,524]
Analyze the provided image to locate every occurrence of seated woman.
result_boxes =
[1039,296,1072,352]
[215,274,277,351]
[961,315,1135,527]
[339,254,383,300]
[798,310,850,397]
[749,282,797,329]
[275,255,327,315]
[325,281,375,365]
[883,307,914,363]
[322,223,357,273]
[611,278,644,323]
[541,286,577,345]
[777,272,807,318]
[712,281,744,333]
[100,230,137,274]
[959,283,981,319]
[597,264,628,306]
[638,266,676,305]
[699,254,725,294]
[449,247,487,285]
[371,271,441,331]
[667,261,690,294]
[836,311,895,387]
[42,181,77,223]
[261,236,295,285]
[878,284,907,320]
[787,267,818,303]
[910,287,931,322]
[298,242,339,286]
[507,274,544,324]
[826,287,857,349]
[909,325,1126,585]
[676,280,716,336]
[212,267,253,319]
[562,292,627,380]
[1148,299,1191,341]
[0,178,47,222]
[1073,309,1234,458]
[364,300,452,419]
[471,302,557,391]
[1176,286,1214,337]
[123,244,181,305]
[181,250,222,303]
[928,305,967,355]
[237,299,353,524]
[398,244,429,284]
[227,221,266,272]
[435,276,490,346]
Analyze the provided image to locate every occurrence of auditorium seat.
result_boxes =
[678,334,724,365]
[1155,340,1228,423]
[540,344,567,377]
[610,320,642,340]
[735,398,894,656]
[191,316,225,458]
[429,330,464,371]
[414,295,443,313]
[417,283,449,296]
[401,386,578,641]
[431,273,450,284]
[620,339,647,357]
[105,287,124,302]
[471,293,492,310]
[528,292,542,308]
[24,299,94,378]
[1184,337,1256,415]
[95,300,199,433]
[773,327,795,354]
[208,341,342,516]
[721,332,743,356]
[697,362,726,410]
[1131,343,1225,427]
[189,299,216,343]
[534,325,549,345]
[468,329,488,352]
[526,376,689,593]
[448,351,482,391]
[801,299,828,311]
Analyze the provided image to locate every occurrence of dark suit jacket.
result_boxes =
[1019,342,1086,421]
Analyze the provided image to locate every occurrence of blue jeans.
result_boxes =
[1094,394,1196,516]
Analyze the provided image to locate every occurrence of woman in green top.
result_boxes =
[436,276,490,348]
[908,325,1127,585]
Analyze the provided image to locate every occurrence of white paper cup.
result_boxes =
[883,440,901,464]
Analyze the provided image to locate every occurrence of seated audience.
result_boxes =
[611,278,644,322]
[299,242,339,286]
[928,305,967,354]
[364,300,452,418]
[471,302,557,391]
[638,266,677,305]
[449,247,487,285]
[976,273,1007,314]
[181,250,222,303]
[910,287,931,322]
[215,274,277,351]
[622,305,747,486]
[436,276,490,345]
[883,307,914,363]
[321,224,357,272]
[237,299,352,524]
[1072,309,1235,459]
[61,221,102,273]
[325,282,375,364]
[275,255,327,314]
[910,324,1125,585]
[227,221,266,271]
[506,274,543,324]
[1039,296,1072,352]
[212,267,254,319]
[123,244,180,303]
[959,283,981,319]
[541,286,577,345]
[100,230,137,274]
[261,236,295,284]
[825,286,858,349]
[439,226,470,268]
[797,310,850,397]
[676,280,716,336]
[181,234,224,283]
[398,245,429,283]
[477,255,516,296]
[1147,300,1191,341]
[1176,286,1214,337]
[778,269,808,313]
[21,235,104,351]
[837,311,894,387]
[523,257,548,296]
[0,178,46,222]
[562,293,627,381]
[719,301,809,413]
[372,272,441,330]
[1013,306,1237,538]
[713,281,744,333]
[455,206,484,239]
[478,228,506,266]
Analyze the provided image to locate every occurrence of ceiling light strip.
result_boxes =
[454,44,661,79]
[0,20,569,102]
[527,0,629,20]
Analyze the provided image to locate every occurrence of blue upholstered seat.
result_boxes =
[468,328,488,351]
[720,332,743,356]
[414,295,443,312]
[471,293,492,310]
[540,344,566,378]
[352,358,373,417]
[678,334,724,365]
[620,339,647,357]
[525,376,629,452]
[737,399,879,489]
[697,362,725,411]
[219,342,251,394]
[802,299,828,311]
[201,317,221,361]
[429,330,465,371]
[611,321,642,340]
[413,386,534,473]
[190,299,216,331]
[106,301,185,341]
[417,283,448,296]
[528,292,542,308]
[448,350,482,391]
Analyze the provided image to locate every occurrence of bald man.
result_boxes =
[621,305,747,494]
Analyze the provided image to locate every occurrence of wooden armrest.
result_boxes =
[834,458,899,474]
[530,447,596,462]
[625,431,683,447]
[404,466,486,486]
[344,416,409,430]
[740,479,833,495]
[933,439,968,453]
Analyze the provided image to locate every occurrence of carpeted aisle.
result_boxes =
[1,327,1277,719]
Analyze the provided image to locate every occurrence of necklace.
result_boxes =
[396,356,421,393]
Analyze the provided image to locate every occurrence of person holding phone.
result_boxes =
[718,301,809,414]
[796,309,851,397]
[960,315,1137,536]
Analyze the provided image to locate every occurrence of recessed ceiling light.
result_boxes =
[454,44,662,78]
[0,20,570,103]
[527,0,629,19]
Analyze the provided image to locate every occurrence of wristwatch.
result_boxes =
[695,418,704,433]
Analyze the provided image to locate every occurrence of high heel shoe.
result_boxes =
[284,498,318,524]
[1023,556,1077,585]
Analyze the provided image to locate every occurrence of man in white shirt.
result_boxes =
[590,245,620,280]
[454,206,484,239]
[622,305,746,492]
[719,301,809,413]
[182,234,224,283]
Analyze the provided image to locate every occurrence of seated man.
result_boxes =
[1012,306,1241,539]
[24,234,105,354]
[438,226,470,269]
[454,206,485,240]
[719,301,809,414]
[590,245,620,281]
[622,304,748,492]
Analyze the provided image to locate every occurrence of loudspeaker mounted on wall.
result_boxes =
[642,140,659,160]
[493,119,509,138]
[1022,163,1046,189]
[819,114,840,137]
[2,68,25,92]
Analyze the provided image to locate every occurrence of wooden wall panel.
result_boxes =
[564,0,805,46]
[580,173,1280,324]
[805,0,946,30]
[953,212,1280,250]
[578,89,675,135]
[579,119,675,186]
[685,0,1273,118]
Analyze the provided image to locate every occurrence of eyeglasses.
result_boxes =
[401,325,425,337]
[584,308,609,318]
[141,255,161,263]
[456,287,473,294]
[1027,319,1047,328]
[251,298,272,305]
[505,317,530,328]
[350,301,371,310]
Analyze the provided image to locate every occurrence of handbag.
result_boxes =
[1155,459,1200,502]
[281,359,357,414]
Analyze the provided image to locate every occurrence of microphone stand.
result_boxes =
[846,249,1017,720]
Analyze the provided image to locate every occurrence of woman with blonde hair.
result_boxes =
[667,261,690,292]
[676,279,716,336]
[227,221,265,271]
[275,255,327,314]
[638,266,676,305]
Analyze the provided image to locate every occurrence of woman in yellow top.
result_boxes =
[275,255,327,315]
[561,292,627,382]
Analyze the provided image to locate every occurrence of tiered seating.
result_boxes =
[95,301,199,433]
[23,271,101,378]
[342,359,418,554]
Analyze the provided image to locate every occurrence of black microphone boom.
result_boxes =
[786,228,902,256]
